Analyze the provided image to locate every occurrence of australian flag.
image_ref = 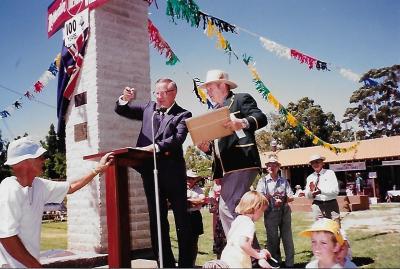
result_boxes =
[57,28,89,141]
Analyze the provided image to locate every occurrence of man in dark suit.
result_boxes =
[115,78,193,268]
[197,69,268,235]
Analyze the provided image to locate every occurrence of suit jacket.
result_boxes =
[115,100,192,172]
[212,91,268,179]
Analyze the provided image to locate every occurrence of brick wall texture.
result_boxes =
[64,0,151,253]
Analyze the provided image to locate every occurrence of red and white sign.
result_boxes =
[47,0,108,38]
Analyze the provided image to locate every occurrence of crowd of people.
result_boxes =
[0,69,357,268]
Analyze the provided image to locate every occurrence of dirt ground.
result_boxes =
[341,203,400,233]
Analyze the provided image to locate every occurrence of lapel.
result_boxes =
[155,103,177,139]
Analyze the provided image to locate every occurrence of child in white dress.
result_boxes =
[220,191,272,268]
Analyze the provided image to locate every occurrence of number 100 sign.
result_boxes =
[63,8,89,47]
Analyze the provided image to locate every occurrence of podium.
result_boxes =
[84,147,152,268]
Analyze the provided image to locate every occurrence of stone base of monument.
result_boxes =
[40,248,154,268]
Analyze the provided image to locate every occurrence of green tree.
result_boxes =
[343,64,400,139]
[0,131,11,181]
[184,145,212,178]
[41,124,66,179]
[271,97,346,149]
[255,129,274,153]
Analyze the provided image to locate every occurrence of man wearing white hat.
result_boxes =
[256,156,294,267]
[0,137,113,268]
[197,69,268,236]
[305,154,340,224]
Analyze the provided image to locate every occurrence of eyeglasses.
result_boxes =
[152,89,175,97]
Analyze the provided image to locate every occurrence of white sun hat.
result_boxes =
[309,154,326,163]
[199,69,238,89]
[186,169,201,179]
[4,137,47,166]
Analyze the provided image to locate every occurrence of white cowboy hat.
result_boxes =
[309,154,326,163]
[199,69,238,89]
[5,137,47,166]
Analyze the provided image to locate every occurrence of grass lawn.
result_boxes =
[41,204,400,268]
[41,221,67,251]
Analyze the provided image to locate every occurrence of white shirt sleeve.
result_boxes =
[304,174,314,199]
[118,95,129,105]
[318,170,339,200]
[256,177,265,194]
[42,179,70,204]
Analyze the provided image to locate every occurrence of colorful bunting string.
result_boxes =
[0,54,61,120]
[148,19,180,65]
[163,0,359,82]
[240,27,358,81]
[204,19,237,60]
[243,56,359,154]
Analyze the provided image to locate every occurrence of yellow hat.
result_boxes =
[299,218,344,246]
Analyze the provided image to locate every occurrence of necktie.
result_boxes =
[315,173,320,188]
[153,112,164,134]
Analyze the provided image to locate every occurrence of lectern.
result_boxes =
[84,147,152,268]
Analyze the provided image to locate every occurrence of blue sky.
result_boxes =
[0,0,399,143]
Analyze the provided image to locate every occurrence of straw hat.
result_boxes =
[199,69,238,89]
[265,155,281,166]
[5,137,47,166]
[299,218,344,246]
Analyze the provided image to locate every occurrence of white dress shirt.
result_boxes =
[305,168,339,201]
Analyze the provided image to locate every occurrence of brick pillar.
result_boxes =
[64,0,151,253]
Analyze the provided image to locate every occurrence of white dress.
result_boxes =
[220,215,255,268]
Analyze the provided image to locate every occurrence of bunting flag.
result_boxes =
[148,19,180,65]
[166,0,236,33]
[243,56,359,154]
[192,78,213,109]
[259,37,291,60]
[204,19,237,62]
[0,54,60,120]
[166,0,200,27]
